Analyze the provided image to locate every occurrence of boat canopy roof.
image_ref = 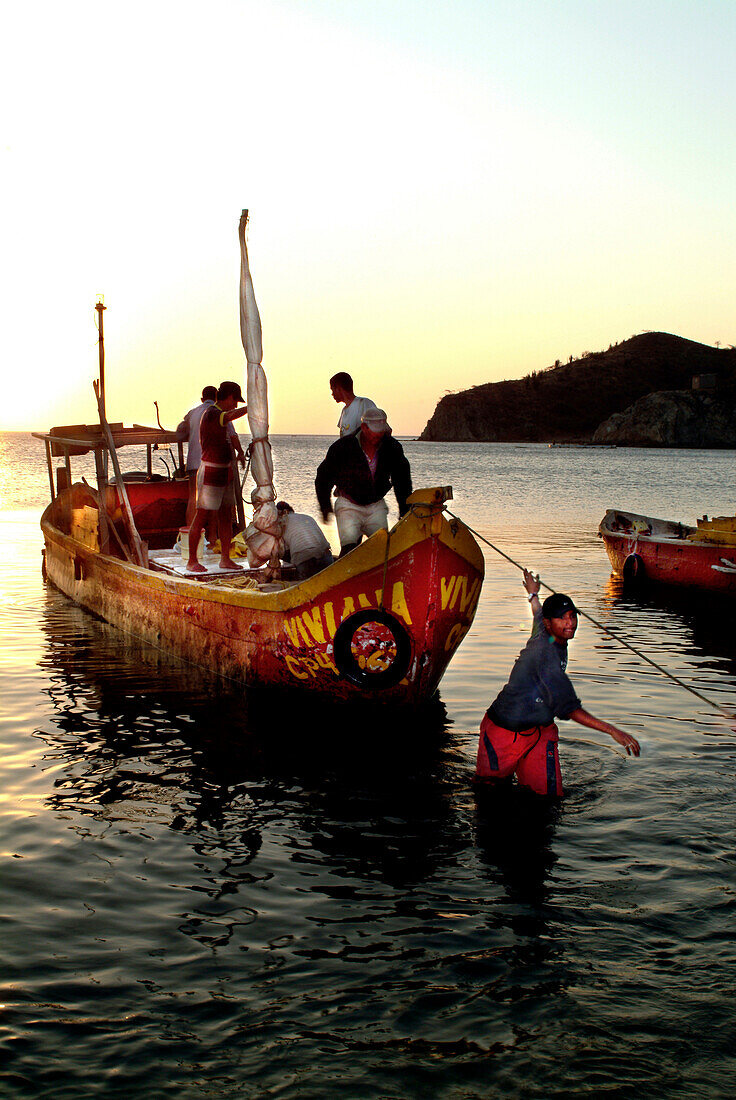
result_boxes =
[33,423,181,458]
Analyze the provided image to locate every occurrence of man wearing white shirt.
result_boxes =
[330,372,377,437]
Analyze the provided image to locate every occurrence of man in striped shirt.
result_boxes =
[186,381,248,573]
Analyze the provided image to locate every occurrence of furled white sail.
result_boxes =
[238,210,280,569]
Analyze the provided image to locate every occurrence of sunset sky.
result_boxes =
[3,0,735,435]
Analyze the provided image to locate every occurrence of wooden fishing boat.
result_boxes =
[36,216,484,703]
[598,508,736,595]
[36,422,485,704]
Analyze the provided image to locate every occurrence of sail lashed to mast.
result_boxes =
[238,210,280,568]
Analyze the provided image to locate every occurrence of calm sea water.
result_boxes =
[2,431,736,1098]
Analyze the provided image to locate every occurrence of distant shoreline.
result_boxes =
[8,428,736,450]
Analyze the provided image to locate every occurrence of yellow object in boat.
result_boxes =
[686,515,736,545]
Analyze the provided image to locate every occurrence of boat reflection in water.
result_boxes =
[599,572,736,681]
[37,587,471,889]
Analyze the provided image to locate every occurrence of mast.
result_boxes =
[95,298,106,422]
[239,210,280,571]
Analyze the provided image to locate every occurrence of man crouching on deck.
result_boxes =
[186,381,248,573]
[476,569,640,796]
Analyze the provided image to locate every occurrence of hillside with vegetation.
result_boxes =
[419,332,736,444]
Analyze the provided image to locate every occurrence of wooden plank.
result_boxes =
[93,381,148,567]
[34,427,182,452]
[81,478,132,562]
[233,456,246,532]
[44,439,55,501]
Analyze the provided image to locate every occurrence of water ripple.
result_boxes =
[2,442,736,1097]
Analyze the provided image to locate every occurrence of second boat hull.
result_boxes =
[599,509,736,595]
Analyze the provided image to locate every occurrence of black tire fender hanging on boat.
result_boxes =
[332,608,412,690]
[622,553,646,584]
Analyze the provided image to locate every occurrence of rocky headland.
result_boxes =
[419,332,736,446]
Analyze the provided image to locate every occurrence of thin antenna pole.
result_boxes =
[95,298,106,422]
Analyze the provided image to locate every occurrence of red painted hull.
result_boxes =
[41,489,485,704]
[599,509,736,595]
[113,478,188,548]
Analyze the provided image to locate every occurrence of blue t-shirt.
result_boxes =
[488,609,581,731]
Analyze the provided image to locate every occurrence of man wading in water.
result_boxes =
[476,569,640,796]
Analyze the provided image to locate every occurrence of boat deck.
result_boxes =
[600,510,693,542]
[148,547,296,589]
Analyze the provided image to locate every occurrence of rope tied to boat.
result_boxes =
[446,509,736,722]
[379,527,392,611]
[240,442,254,491]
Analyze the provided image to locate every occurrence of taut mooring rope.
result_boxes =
[447,510,735,722]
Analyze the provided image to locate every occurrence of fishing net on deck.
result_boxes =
[238,210,281,570]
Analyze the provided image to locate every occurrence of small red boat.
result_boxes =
[598,508,736,595]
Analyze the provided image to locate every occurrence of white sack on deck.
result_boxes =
[239,210,279,569]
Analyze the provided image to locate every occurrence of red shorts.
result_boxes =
[475,714,563,796]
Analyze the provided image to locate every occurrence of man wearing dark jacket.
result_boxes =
[315,408,412,556]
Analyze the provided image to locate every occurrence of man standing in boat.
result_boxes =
[476,570,640,796]
[186,381,249,573]
[315,408,412,556]
[330,372,378,437]
[177,386,245,527]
